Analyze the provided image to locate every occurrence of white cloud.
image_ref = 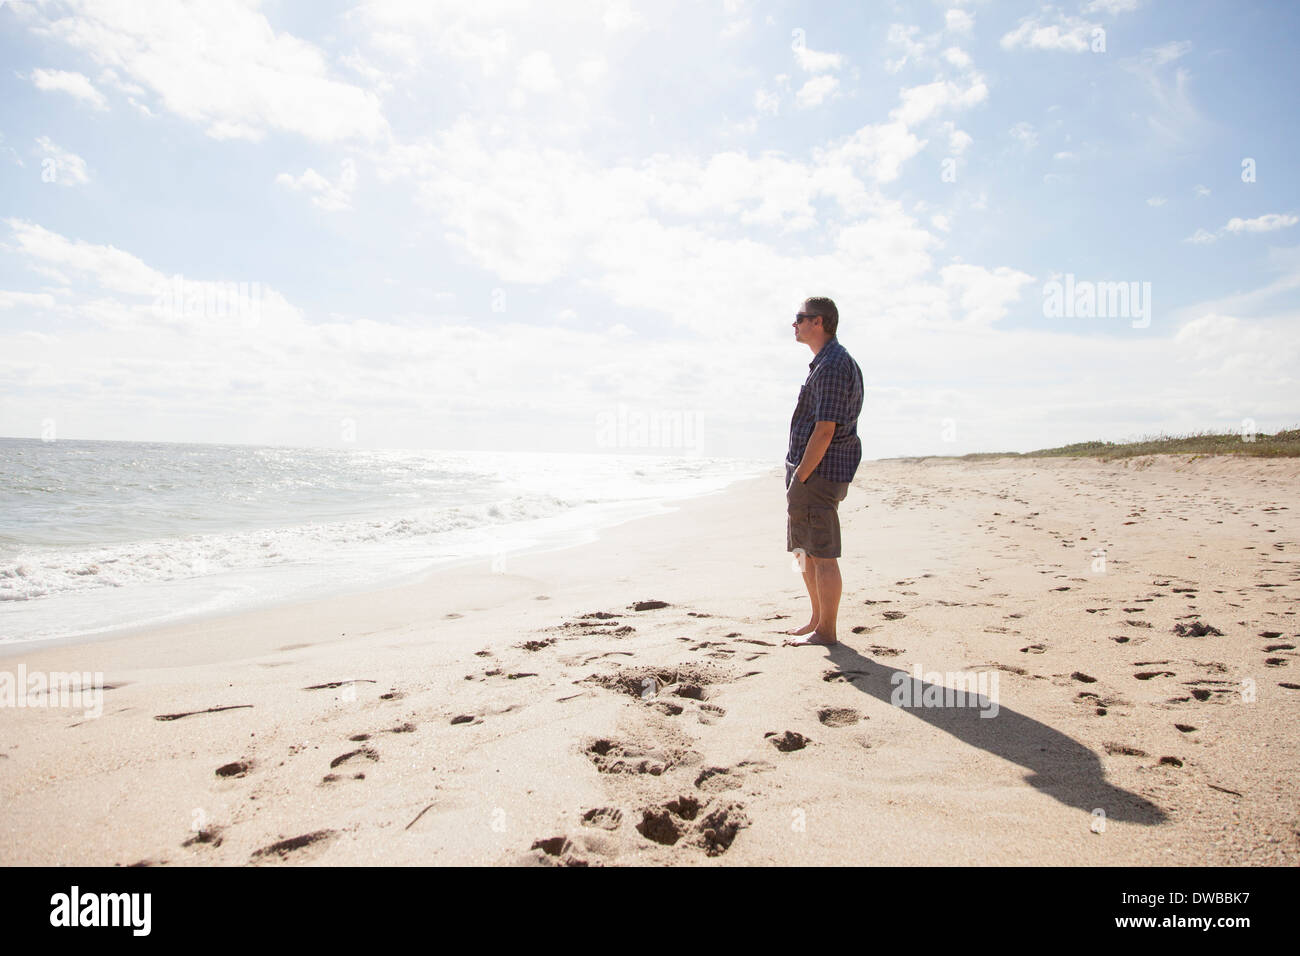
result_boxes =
[35,137,90,186]
[1001,12,1099,53]
[942,121,973,155]
[942,46,973,69]
[941,263,1036,326]
[945,9,974,34]
[884,23,934,72]
[795,74,839,109]
[0,132,21,167]
[0,290,58,311]
[27,67,107,109]
[754,85,781,116]
[96,67,143,96]
[1186,214,1297,243]
[793,44,844,73]
[1146,196,1166,206]
[275,160,358,212]
[5,219,164,295]
[891,76,988,127]
[1084,0,1140,14]
[1009,121,1038,149]
[575,57,607,86]
[1127,44,1205,147]
[1143,40,1192,66]
[721,16,750,39]
[29,0,388,142]
[1193,184,1211,198]
[602,0,647,33]
[1224,213,1298,234]
[515,51,561,94]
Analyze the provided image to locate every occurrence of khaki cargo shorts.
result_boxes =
[785,461,850,559]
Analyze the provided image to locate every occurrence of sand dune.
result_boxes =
[1,455,1296,865]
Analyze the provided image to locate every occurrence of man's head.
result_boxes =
[793,296,839,348]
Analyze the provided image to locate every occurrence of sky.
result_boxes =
[1,0,1298,460]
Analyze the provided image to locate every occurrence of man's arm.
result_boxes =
[796,420,836,482]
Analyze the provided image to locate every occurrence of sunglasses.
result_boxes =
[795,312,822,324]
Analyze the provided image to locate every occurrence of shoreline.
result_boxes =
[0,471,770,656]
[1,455,1296,866]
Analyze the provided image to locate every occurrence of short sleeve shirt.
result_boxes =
[786,337,864,482]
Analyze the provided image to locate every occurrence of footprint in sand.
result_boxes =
[635,796,750,857]
[1103,743,1148,757]
[765,730,811,752]
[636,795,702,845]
[585,664,728,702]
[522,835,606,867]
[321,772,367,784]
[250,830,336,863]
[866,645,904,657]
[581,807,624,830]
[181,826,224,849]
[822,669,868,683]
[351,722,416,740]
[584,737,699,776]
[630,599,670,611]
[817,707,862,727]
[329,746,379,769]
[693,760,772,793]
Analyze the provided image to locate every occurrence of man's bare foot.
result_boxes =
[783,621,817,636]
[783,631,838,646]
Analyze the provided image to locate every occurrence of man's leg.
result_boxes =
[784,555,842,645]
[813,556,842,641]
[784,550,821,636]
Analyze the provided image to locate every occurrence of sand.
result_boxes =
[1,455,1297,866]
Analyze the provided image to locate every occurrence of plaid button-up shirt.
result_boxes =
[786,337,864,483]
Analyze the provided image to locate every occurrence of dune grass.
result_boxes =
[965,428,1300,461]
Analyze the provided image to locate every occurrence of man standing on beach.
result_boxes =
[783,297,864,647]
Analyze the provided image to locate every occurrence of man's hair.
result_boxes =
[804,296,838,337]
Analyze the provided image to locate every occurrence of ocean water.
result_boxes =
[0,438,766,645]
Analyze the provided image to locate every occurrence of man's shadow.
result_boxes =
[821,642,1168,825]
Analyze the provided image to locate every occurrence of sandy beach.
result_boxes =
[1,455,1297,866]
